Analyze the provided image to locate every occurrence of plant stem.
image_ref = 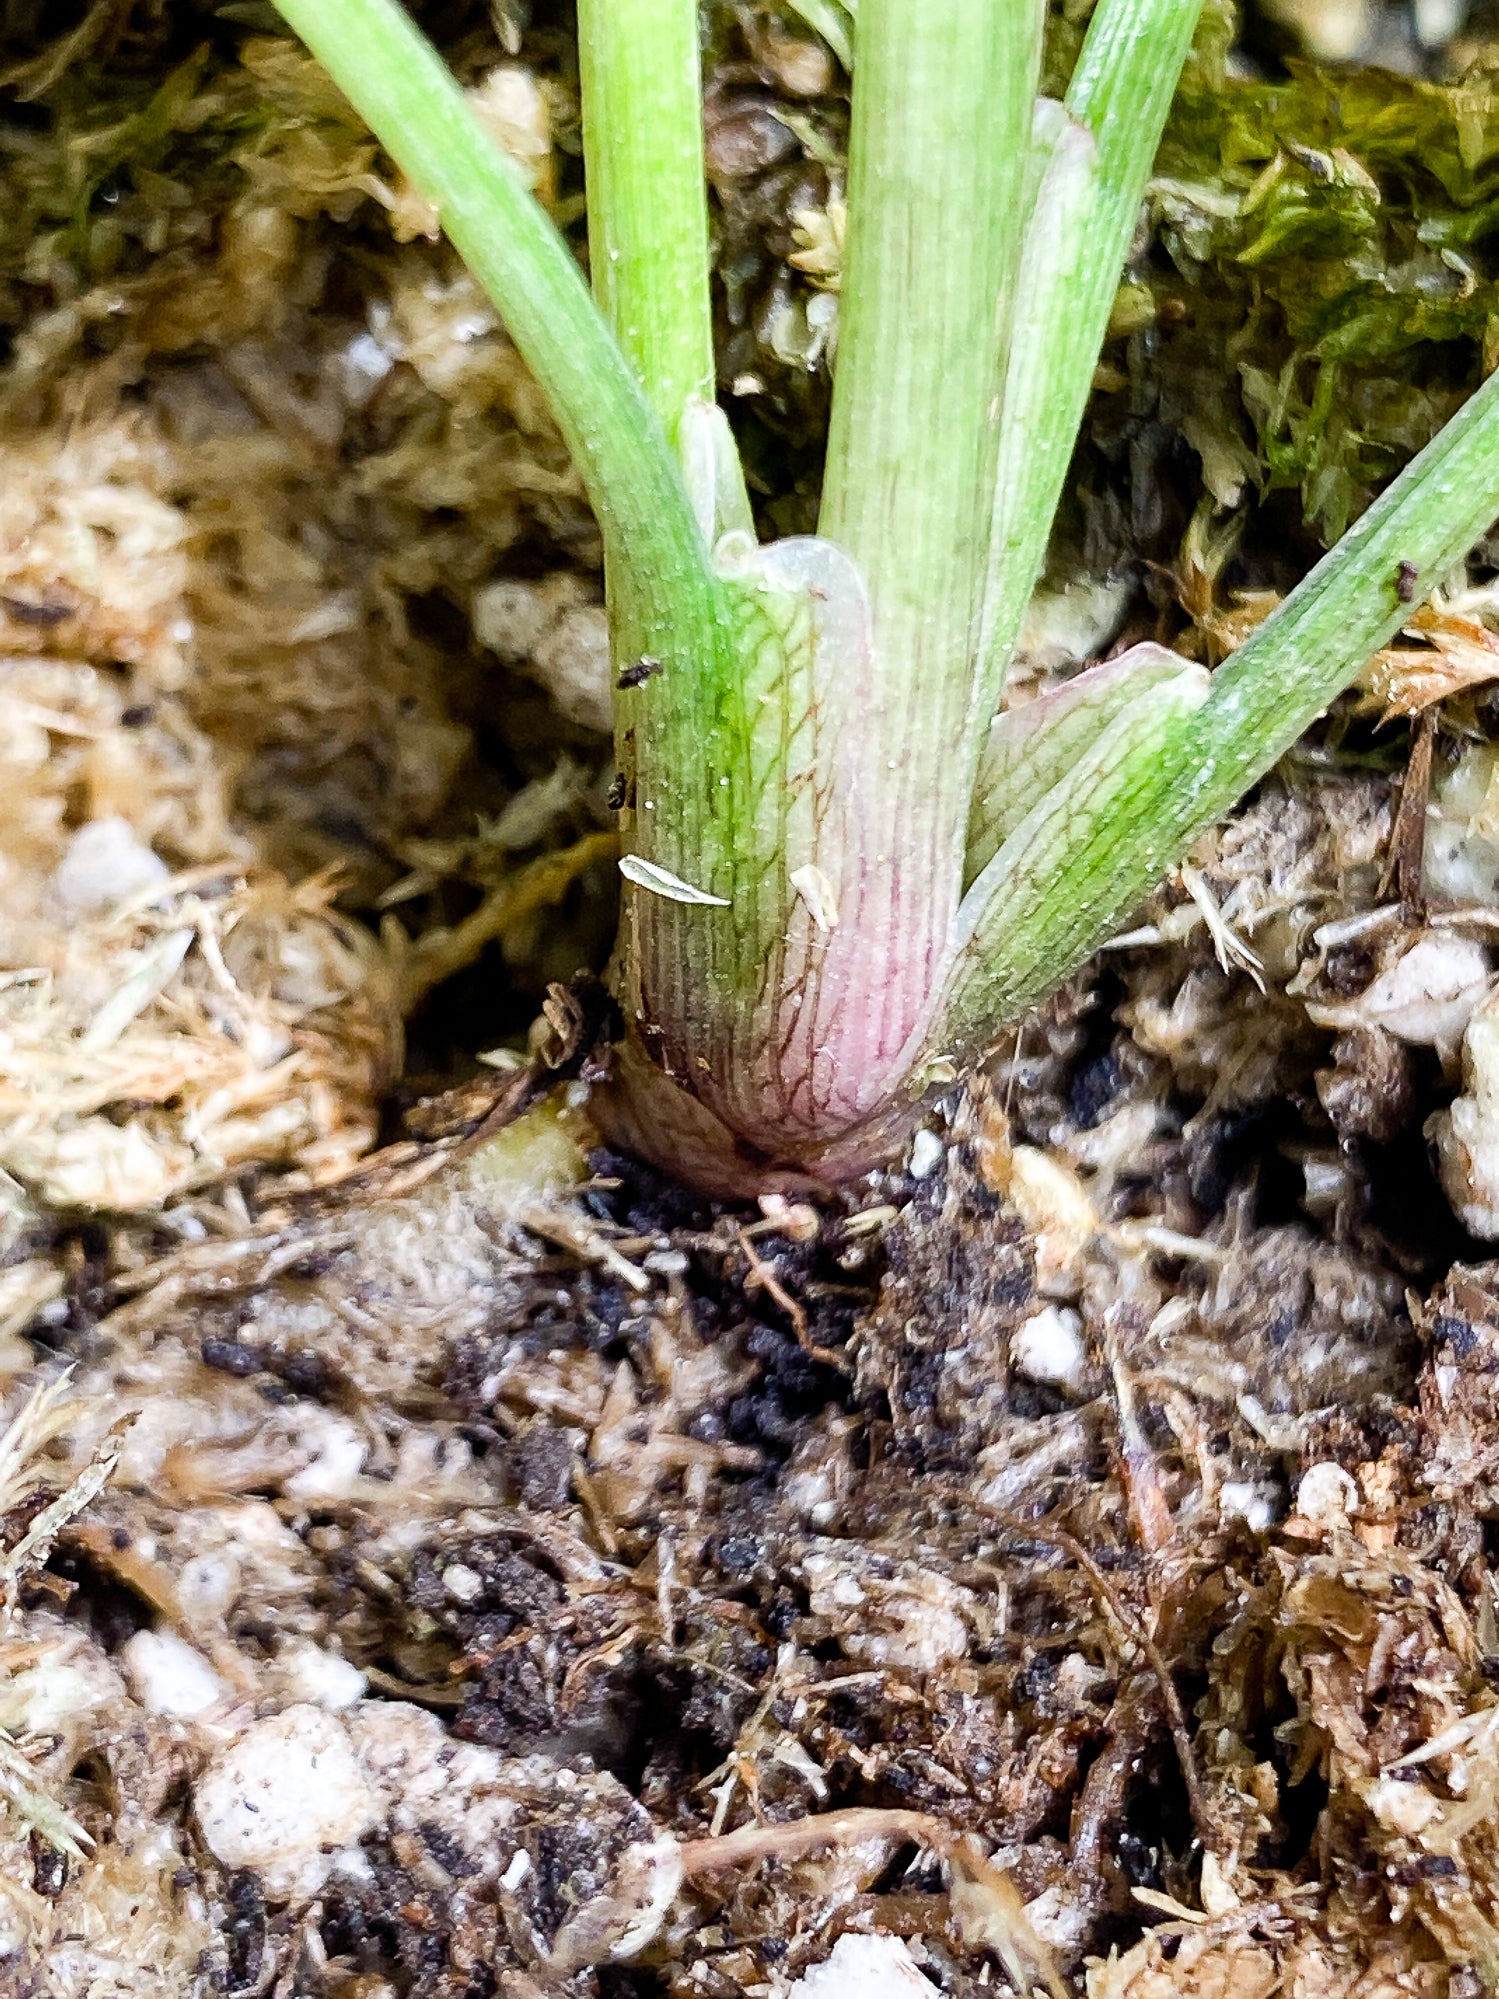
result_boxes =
[268,0,715,654]
[941,362,1499,1052]
[576,0,714,452]
[816,0,1043,980]
[1192,373,1499,814]
[972,0,1203,786]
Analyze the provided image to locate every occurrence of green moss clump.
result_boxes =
[1111,32,1499,554]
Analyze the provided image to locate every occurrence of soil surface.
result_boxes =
[8,4,1499,1997]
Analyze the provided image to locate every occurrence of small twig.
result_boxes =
[735,1228,847,1368]
[397,831,618,1010]
[735,1231,851,1375]
[1180,864,1265,989]
[680,1803,940,1876]
[979,1503,1218,1858]
[736,1228,807,1339]
[1100,1313,1176,1556]
[569,1461,621,1556]
[1379,704,1436,907]
[361,1665,466,1707]
[515,1204,652,1295]
[1005,1019,1025,1117]
[679,1806,1065,1999]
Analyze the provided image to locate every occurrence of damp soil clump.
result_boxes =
[13,3,1499,1996]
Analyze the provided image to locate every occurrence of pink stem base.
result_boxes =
[590,1031,931,1197]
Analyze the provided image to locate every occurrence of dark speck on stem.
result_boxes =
[617,655,664,690]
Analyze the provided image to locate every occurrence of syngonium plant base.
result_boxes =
[269,0,1499,1200]
[592,631,1216,1196]
[590,1032,936,1197]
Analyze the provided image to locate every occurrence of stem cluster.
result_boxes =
[269,0,1499,1188]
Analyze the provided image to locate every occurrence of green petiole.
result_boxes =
[576,0,714,454]
[266,0,721,674]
